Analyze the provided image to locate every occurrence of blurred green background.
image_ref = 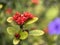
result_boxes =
[0,0,60,45]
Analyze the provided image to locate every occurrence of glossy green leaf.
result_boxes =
[20,31,28,40]
[26,17,38,25]
[29,30,44,36]
[7,27,17,35]
[7,17,13,23]
[13,38,20,45]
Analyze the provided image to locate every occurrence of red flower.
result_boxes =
[6,8,12,14]
[24,12,34,19]
[13,12,35,25]
[31,0,39,4]
[13,12,21,20]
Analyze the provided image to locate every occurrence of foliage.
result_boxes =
[0,0,60,45]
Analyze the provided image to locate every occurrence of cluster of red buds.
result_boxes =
[14,33,20,39]
[13,12,34,25]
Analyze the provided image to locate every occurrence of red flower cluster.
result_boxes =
[13,12,34,25]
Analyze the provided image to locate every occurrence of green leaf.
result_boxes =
[7,27,18,35]
[34,5,45,15]
[45,5,58,21]
[0,4,3,9]
[13,38,20,45]
[7,17,13,23]
[29,30,44,36]
[20,31,28,40]
[26,17,38,25]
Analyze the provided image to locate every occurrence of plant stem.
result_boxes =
[20,25,23,29]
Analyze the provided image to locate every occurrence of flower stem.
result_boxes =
[20,25,24,31]
[20,25,23,29]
